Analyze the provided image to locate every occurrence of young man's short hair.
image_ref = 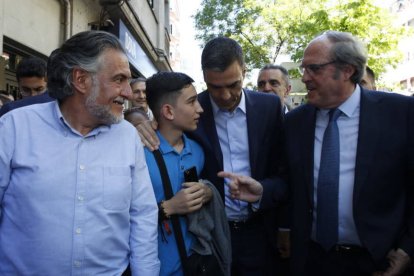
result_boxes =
[16,57,47,82]
[146,72,194,120]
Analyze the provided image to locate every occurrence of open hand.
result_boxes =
[136,119,159,151]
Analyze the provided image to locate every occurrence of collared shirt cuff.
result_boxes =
[251,195,262,212]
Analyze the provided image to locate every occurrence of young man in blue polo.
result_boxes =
[144,72,230,275]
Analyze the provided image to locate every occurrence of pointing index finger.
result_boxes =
[217,171,238,181]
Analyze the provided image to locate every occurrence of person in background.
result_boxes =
[0,57,53,117]
[285,30,414,275]
[257,63,292,275]
[138,37,287,275]
[257,64,292,113]
[359,65,376,90]
[124,107,149,128]
[0,30,160,275]
[130,77,154,120]
[16,56,47,99]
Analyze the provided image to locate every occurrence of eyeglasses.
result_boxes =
[298,60,337,76]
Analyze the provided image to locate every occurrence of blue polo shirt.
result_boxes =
[145,131,205,276]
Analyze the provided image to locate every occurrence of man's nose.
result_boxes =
[263,82,273,92]
[220,89,232,100]
[301,70,311,83]
[122,84,133,98]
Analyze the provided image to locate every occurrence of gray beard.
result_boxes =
[85,82,122,125]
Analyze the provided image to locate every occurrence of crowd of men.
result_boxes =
[0,29,413,276]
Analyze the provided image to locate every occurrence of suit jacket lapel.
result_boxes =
[198,91,223,169]
[245,91,259,176]
[353,90,381,203]
[302,105,317,206]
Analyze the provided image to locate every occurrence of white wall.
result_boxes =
[2,0,62,56]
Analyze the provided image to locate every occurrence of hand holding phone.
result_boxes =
[184,166,198,182]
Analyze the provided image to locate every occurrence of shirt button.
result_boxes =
[78,196,84,201]
[75,228,82,234]
[74,260,81,267]
[180,166,184,170]
[79,165,85,170]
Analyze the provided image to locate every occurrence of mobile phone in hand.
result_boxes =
[184,166,198,182]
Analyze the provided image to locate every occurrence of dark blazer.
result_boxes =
[188,89,287,208]
[187,89,288,252]
[0,92,54,117]
[283,88,414,275]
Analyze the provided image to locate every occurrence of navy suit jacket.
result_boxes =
[187,89,288,252]
[283,89,414,275]
[188,89,287,209]
[0,92,54,117]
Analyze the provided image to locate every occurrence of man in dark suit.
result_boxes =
[284,30,414,275]
[0,92,53,117]
[138,37,287,275]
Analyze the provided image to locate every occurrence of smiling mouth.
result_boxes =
[113,99,124,105]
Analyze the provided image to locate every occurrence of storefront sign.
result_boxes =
[118,20,157,77]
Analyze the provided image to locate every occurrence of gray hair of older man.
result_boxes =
[47,30,126,101]
[316,30,367,84]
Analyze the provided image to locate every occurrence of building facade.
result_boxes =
[0,0,172,100]
[384,0,414,95]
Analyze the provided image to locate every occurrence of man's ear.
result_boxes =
[160,104,174,121]
[72,68,91,95]
[286,85,292,96]
[342,64,356,81]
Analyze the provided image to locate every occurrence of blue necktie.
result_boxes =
[316,108,341,251]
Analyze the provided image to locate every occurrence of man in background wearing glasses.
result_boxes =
[0,56,53,117]
[284,30,414,275]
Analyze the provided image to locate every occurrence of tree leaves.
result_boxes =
[194,0,408,76]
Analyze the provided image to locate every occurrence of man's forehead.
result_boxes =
[132,81,145,89]
[303,38,332,61]
[259,69,283,79]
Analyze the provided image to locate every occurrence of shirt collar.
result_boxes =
[209,89,246,115]
[319,85,360,118]
[157,130,192,156]
[53,101,110,137]
[338,85,360,118]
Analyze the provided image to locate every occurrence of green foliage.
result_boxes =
[194,0,408,76]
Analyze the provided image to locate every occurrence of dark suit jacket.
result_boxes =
[0,92,54,117]
[283,89,414,275]
[187,89,288,248]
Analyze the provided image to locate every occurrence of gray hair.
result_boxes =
[319,31,367,84]
[259,64,291,86]
[47,31,126,100]
[130,77,146,86]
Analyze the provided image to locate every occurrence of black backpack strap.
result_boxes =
[153,149,189,275]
